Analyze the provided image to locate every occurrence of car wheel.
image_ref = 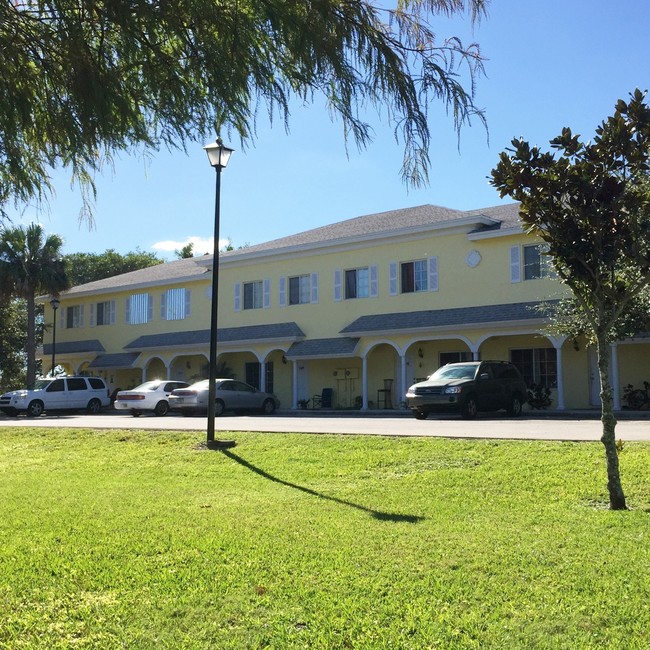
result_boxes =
[413,409,428,420]
[27,400,44,417]
[461,395,478,420]
[86,398,102,414]
[508,394,523,417]
[261,399,276,415]
[214,400,225,417]
[153,401,169,417]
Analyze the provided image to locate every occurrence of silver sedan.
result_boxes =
[114,380,190,417]
[168,379,279,416]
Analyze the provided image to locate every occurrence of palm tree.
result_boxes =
[0,224,68,386]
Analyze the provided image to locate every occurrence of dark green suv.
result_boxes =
[405,361,528,420]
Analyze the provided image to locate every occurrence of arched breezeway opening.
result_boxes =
[476,332,573,410]
[169,353,208,384]
[403,337,476,390]
[143,356,167,381]
[364,341,400,410]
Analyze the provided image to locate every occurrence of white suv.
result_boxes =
[0,376,111,417]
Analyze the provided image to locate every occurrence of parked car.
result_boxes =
[113,380,190,417]
[169,379,280,416]
[405,361,528,420]
[0,376,111,417]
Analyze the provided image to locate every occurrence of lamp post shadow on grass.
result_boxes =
[220,449,425,524]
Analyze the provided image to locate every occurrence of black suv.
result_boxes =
[405,361,528,420]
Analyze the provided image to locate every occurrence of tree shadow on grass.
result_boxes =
[221,449,424,523]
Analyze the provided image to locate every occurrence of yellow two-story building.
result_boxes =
[40,202,650,411]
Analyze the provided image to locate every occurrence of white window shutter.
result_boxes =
[510,246,521,283]
[89,303,95,327]
[370,265,378,297]
[234,282,241,311]
[110,300,116,324]
[147,294,154,322]
[160,292,167,320]
[184,290,191,317]
[263,279,271,309]
[279,277,286,307]
[334,269,342,302]
[389,262,398,296]
[60,306,66,329]
[79,304,85,328]
[428,257,439,292]
[311,272,319,304]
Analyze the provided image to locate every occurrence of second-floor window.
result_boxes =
[244,281,263,310]
[511,244,552,282]
[289,275,311,305]
[63,305,84,329]
[401,259,428,293]
[161,288,190,320]
[126,293,153,325]
[345,268,369,299]
[90,300,115,326]
[523,244,551,280]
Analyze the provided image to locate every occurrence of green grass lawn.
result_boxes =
[1,427,650,649]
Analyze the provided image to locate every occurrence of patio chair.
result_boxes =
[312,387,333,408]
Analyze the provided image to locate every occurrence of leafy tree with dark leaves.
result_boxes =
[64,249,162,286]
[491,89,650,510]
[0,298,30,392]
[0,224,68,386]
[1,0,487,218]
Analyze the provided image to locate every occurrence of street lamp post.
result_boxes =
[49,296,60,377]
[204,138,236,449]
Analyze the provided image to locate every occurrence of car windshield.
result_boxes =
[430,365,477,380]
[32,379,52,390]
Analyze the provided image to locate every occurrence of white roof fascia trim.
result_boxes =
[467,225,524,241]
[48,272,211,301]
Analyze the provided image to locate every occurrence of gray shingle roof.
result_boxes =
[222,203,521,257]
[286,337,360,358]
[62,255,212,296]
[340,301,556,335]
[42,340,105,355]
[125,322,305,349]
[87,352,141,369]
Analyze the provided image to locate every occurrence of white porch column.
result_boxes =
[361,355,369,411]
[400,353,407,409]
[611,344,621,411]
[292,361,298,410]
[260,361,266,392]
[555,344,565,410]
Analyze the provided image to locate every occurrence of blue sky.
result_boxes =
[10,1,650,258]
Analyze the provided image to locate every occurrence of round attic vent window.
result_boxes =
[465,249,482,268]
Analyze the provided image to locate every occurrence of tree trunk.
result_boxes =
[25,290,37,387]
[596,334,627,510]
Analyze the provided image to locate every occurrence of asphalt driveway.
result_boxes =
[1,409,649,442]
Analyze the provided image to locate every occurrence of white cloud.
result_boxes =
[151,236,230,256]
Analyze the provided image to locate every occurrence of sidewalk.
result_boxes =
[279,407,650,420]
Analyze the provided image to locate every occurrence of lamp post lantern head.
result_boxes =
[204,138,234,170]
[50,296,60,311]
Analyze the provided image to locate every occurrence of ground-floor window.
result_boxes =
[245,361,274,392]
[510,348,557,388]
[439,351,470,367]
